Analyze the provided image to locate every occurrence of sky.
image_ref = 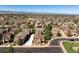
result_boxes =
[0,5,79,14]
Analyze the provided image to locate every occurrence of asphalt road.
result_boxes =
[0,37,79,53]
[0,47,63,53]
[49,37,79,46]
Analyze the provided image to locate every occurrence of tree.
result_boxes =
[6,22,9,25]
[27,23,34,29]
[44,24,52,40]
[17,39,24,45]
[32,28,35,34]
[10,34,14,43]
[27,23,35,34]
[0,33,2,40]
[57,32,61,37]
[14,28,22,35]
[0,33,2,45]
[5,46,14,53]
[44,29,51,40]
[47,24,52,30]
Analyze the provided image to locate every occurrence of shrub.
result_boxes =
[57,32,61,37]
[14,28,22,35]
[17,39,24,45]
[6,46,14,53]
[32,28,35,33]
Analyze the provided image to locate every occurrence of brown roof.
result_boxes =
[3,32,11,40]
[33,29,44,41]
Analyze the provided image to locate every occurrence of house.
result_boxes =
[14,29,30,45]
[64,28,72,37]
[2,32,11,43]
[35,20,43,28]
[32,28,45,46]
[76,25,79,36]
[15,19,26,25]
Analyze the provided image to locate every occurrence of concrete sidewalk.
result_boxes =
[60,41,67,53]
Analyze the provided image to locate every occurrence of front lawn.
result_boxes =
[62,42,79,53]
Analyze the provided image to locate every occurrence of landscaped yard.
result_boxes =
[62,41,79,53]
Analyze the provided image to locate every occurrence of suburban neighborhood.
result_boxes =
[0,12,79,53]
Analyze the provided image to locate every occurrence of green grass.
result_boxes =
[62,42,79,53]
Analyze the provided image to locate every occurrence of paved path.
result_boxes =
[48,37,79,53]
[60,41,67,53]
[49,37,79,46]
[0,37,79,53]
[0,46,63,53]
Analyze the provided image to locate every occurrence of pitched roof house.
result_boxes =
[32,28,45,45]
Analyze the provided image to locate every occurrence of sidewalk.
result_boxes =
[60,41,67,53]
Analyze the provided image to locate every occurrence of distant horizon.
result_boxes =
[0,5,79,15]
